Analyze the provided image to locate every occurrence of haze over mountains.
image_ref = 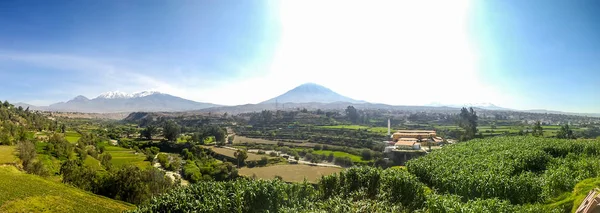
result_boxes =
[13,83,599,117]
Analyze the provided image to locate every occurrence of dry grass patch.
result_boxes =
[238,164,342,183]
[203,146,265,161]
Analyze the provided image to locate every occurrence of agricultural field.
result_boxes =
[238,164,342,183]
[103,145,150,169]
[311,150,369,163]
[0,166,133,212]
[316,125,388,135]
[407,136,600,211]
[64,131,82,143]
[0,146,16,164]
[434,124,583,138]
[233,136,316,147]
[201,146,265,161]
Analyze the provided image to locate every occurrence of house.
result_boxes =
[395,139,421,150]
[392,130,436,142]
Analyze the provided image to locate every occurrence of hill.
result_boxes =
[0,166,133,212]
[260,83,364,104]
[22,91,220,113]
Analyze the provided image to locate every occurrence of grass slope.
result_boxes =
[0,166,133,212]
[0,146,17,164]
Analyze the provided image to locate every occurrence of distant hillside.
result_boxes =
[21,91,220,113]
[199,102,461,114]
[524,109,600,118]
[0,166,133,212]
[260,83,364,104]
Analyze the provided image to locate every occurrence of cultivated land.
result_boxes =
[233,136,340,148]
[64,131,82,143]
[238,164,342,183]
[103,145,150,169]
[201,145,265,161]
[316,125,388,135]
[0,166,133,213]
[0,146,17,164]
[311,150,369,163]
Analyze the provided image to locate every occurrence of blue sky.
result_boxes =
[0,0,598,113]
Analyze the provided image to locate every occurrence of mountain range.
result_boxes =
[14,83,599,117]
[18,91,219,113]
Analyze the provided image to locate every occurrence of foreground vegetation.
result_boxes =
[407,136,600,211]
[0,166,133,212]
[131,137,600,212]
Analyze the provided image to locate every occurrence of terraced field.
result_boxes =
[316,125,388,135]
[103,146,150,169]
[64,131,82,143]
[0,166,133,212]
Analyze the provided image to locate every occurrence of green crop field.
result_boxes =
[407,136,600,211]
[238,164,342,183]
[64,131,82,143]
[0,146,17,164]
[0,166,133,212]
[103,146,150,169]
[311,150,369,163]
[317,125,388,135]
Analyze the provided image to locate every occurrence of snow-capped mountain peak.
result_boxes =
[97,91,130,99]
[131,91,161,98]
[96,91,162,99]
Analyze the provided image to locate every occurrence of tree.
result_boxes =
[258,156,268,166]
[124,127,136,138]
[60,124,66,133]
[101,153,113,170]
[234,150,248,167]
[345,106,359,124]
[77,148,87,160]
[227,135,235,144]
[361,149,372,161]
[47,134,72,159]
[327,153,334,162]
[141,125,158,140]
[17,140,37,171]
[163,120,181,142]
[532,121,544,137]
[557,124,576,139]
[191,132,205,145]
[458,107,478,141]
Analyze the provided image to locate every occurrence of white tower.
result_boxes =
[387,118,391,136]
